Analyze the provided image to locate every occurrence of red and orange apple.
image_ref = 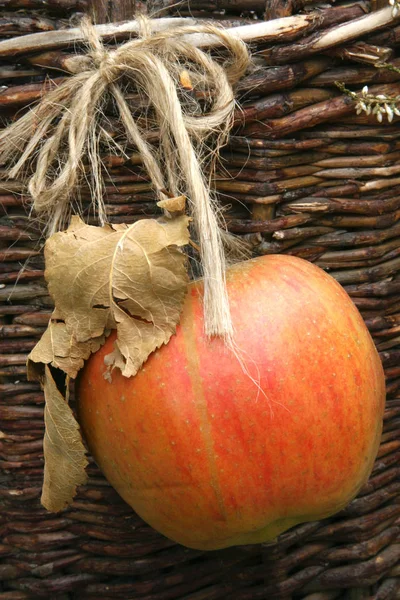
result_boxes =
[77,255,385,550]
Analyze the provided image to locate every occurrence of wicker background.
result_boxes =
[1,1,400,598]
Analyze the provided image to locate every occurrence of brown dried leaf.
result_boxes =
[157,195,186,216]
[44,217,120,342]
[43,215,190,378]
[111,218,189,376]
[180,69,193,91]
[28,214,189,512]
[28,313,106,379]
[41,366,88,512]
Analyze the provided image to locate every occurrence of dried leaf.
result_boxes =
[44,215,190,377]
[157,195,186,216]
[45,217,119,342]
[28,313,106,379]
[41,366,88,512]
[180,69,193,91]
[27,214,190,512]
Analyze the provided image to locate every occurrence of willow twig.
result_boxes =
[282,195,400,216]
[227,213,311,233]
[242,83,400,139]
[0,14,316,58]
[237,88,335,125]
[310,61,400,87]
[328,41,394,65]
[301,125,400,139]
[260,7,400,65]
[314,151,400,167]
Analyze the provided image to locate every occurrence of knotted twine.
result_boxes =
[0,17,250,341]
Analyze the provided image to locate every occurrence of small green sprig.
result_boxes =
[375,61,400,76]
[336,81,400,123]
[335,0,400,124]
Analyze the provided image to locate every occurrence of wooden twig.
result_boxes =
[328,41,394,64]
[0,65,41,80]
[241,82,400,139]
[0,14,314,58]
[147,0,325,16]
[300,126,400,140]
[367,24,400,46]
[260,7,400,64]
[237,88,335,125]
[331,256,400,285]
[309,60,400,88]
[25,50,88,73]
[316,239,400,267]
[241,94,354,138]
[322,141,400,156]
[220,150,330,170]
[346,281,400,298]
[309,221,400,247]
[226,213,311,233]
[228,137,329,152]
[217,164,320,183]
[0,77,67,108]
[283,195,400,216]
[315,165,400,180]
[216,175,323,195]
[237,59,331,98]
[312,209,400,229]
[0,270,44,284]
[264,0,293,20]
[0,15,62,37]
[314,151,400,168]
[361,176,400,193]
[0,0,87,9]
[273,226,335,241]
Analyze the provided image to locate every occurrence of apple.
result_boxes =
[77,255,385,550]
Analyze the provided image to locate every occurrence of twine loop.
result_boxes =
[0,16,250,341]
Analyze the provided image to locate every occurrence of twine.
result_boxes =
[0,16,250,341]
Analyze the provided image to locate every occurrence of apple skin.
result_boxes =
[77,255,385,551]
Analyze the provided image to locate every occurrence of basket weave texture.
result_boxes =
[1,1,400,598]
